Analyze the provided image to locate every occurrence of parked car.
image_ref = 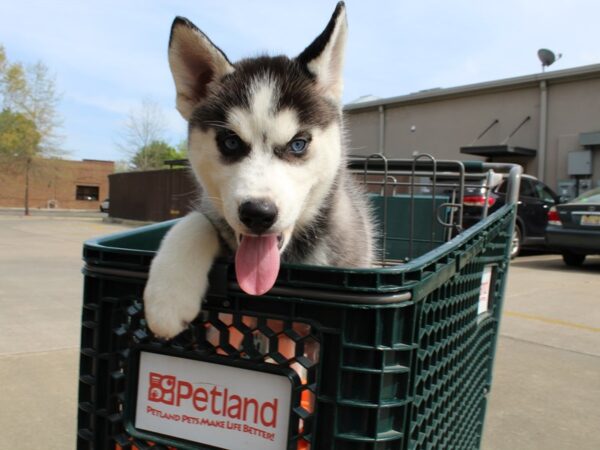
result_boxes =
[100,198,110,213]
[461,174,561,258]
[546,187,600,266]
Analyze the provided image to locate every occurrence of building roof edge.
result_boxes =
[344,63,600,112]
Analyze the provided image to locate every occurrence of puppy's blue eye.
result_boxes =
[224,136,241,150]
[217,132,249,162]
[289,138,307,154]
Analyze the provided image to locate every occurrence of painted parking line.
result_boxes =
[504,311,600,333]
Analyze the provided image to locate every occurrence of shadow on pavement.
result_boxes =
[511,253,600,273]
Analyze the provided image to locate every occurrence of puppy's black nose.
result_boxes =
[239,199,278,234]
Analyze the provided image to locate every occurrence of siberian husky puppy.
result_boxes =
[144,2,374,338]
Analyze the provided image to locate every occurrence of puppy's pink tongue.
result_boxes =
[235,235,280,296]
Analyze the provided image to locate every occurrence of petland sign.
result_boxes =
[134,352,292,450]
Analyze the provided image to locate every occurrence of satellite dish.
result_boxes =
[538,49,555,66]
[538,48,562,71]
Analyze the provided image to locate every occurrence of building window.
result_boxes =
[76,185,99,201]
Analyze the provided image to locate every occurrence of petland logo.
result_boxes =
[134,352,291,450]
[147,372,279,428]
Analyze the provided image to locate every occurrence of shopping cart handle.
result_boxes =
[348,156,485,173]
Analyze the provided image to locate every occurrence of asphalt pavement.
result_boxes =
[482,254,600,449]
[0,215,598,449]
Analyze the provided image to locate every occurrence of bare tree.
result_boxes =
[117,98,168,170]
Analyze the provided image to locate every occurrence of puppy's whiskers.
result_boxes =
[203,121,233,132]
[203,196,224,205]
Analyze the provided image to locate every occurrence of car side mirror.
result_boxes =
[558,195,569,204]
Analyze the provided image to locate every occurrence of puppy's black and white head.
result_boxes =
[168,2,348,295]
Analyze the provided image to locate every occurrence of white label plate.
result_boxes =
[134,351,292,450]
[478,265,493,315]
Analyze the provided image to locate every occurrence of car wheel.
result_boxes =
[510,224,522,259]
[562,252,585,267]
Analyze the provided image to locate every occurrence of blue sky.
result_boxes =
[1,0,599,162]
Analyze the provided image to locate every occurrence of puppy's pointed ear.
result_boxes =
[297,2,348,103]
[168,17,235,120]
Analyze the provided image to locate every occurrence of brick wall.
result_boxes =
[0,158,114,210]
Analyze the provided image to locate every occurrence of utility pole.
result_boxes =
[24,157,31,216]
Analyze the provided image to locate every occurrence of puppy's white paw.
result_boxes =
[142,212,220,339]
[143,275,204,339]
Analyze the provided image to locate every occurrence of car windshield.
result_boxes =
[573,187,600,204]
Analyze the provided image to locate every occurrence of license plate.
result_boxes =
[580,214,600,226]
[134,352,292,450]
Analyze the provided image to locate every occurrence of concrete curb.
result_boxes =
[0,208,105,218]
[102,216,154,227]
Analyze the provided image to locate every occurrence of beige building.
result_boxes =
[0,158,114,210]
[344,63,600,198]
